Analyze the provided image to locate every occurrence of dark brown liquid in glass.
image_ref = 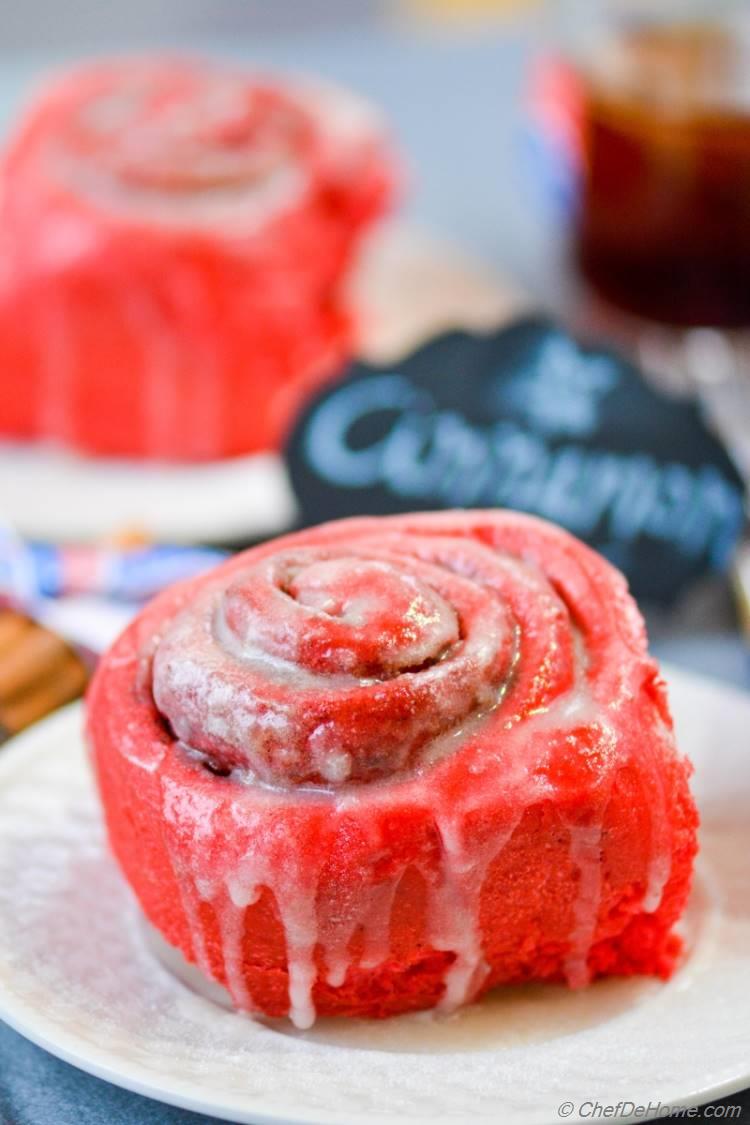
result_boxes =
[575,24,750,327]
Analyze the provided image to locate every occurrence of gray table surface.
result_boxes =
[0,12,748,1124]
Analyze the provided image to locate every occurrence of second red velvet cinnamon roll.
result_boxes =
[88,511,698,1026]
[0,57,395,459]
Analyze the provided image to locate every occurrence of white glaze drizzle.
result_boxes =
[51,67,385,234]
[562,822,605,989]
[640,743,673,914]
[216,886,255,1012]
[219,841,322,1030]
[168,855,213,981]
[429,810,523,1012]
[184,806,526,1028]
[161,667,674,1025]
[150,540,677,1027]
[358,877,401,972]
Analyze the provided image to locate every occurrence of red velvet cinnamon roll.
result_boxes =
[87,511,698,1026]
[0,57,394,459]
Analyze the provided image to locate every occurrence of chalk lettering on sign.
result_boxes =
[288,319,746,602]
[304,381,742,569]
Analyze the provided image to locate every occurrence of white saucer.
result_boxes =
[0,225,522,544]
[0,663,748,1125]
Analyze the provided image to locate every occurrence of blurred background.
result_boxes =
[0,0,561,305]
[1,1,749,703]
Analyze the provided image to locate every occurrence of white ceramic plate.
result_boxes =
[0,225,522,544]
[0,663,747,1125]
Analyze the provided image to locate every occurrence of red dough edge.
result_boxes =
[88,513,699,1020]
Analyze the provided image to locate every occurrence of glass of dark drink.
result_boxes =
[568,2,750,328]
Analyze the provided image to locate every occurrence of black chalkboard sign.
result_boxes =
[286,317,746,603]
